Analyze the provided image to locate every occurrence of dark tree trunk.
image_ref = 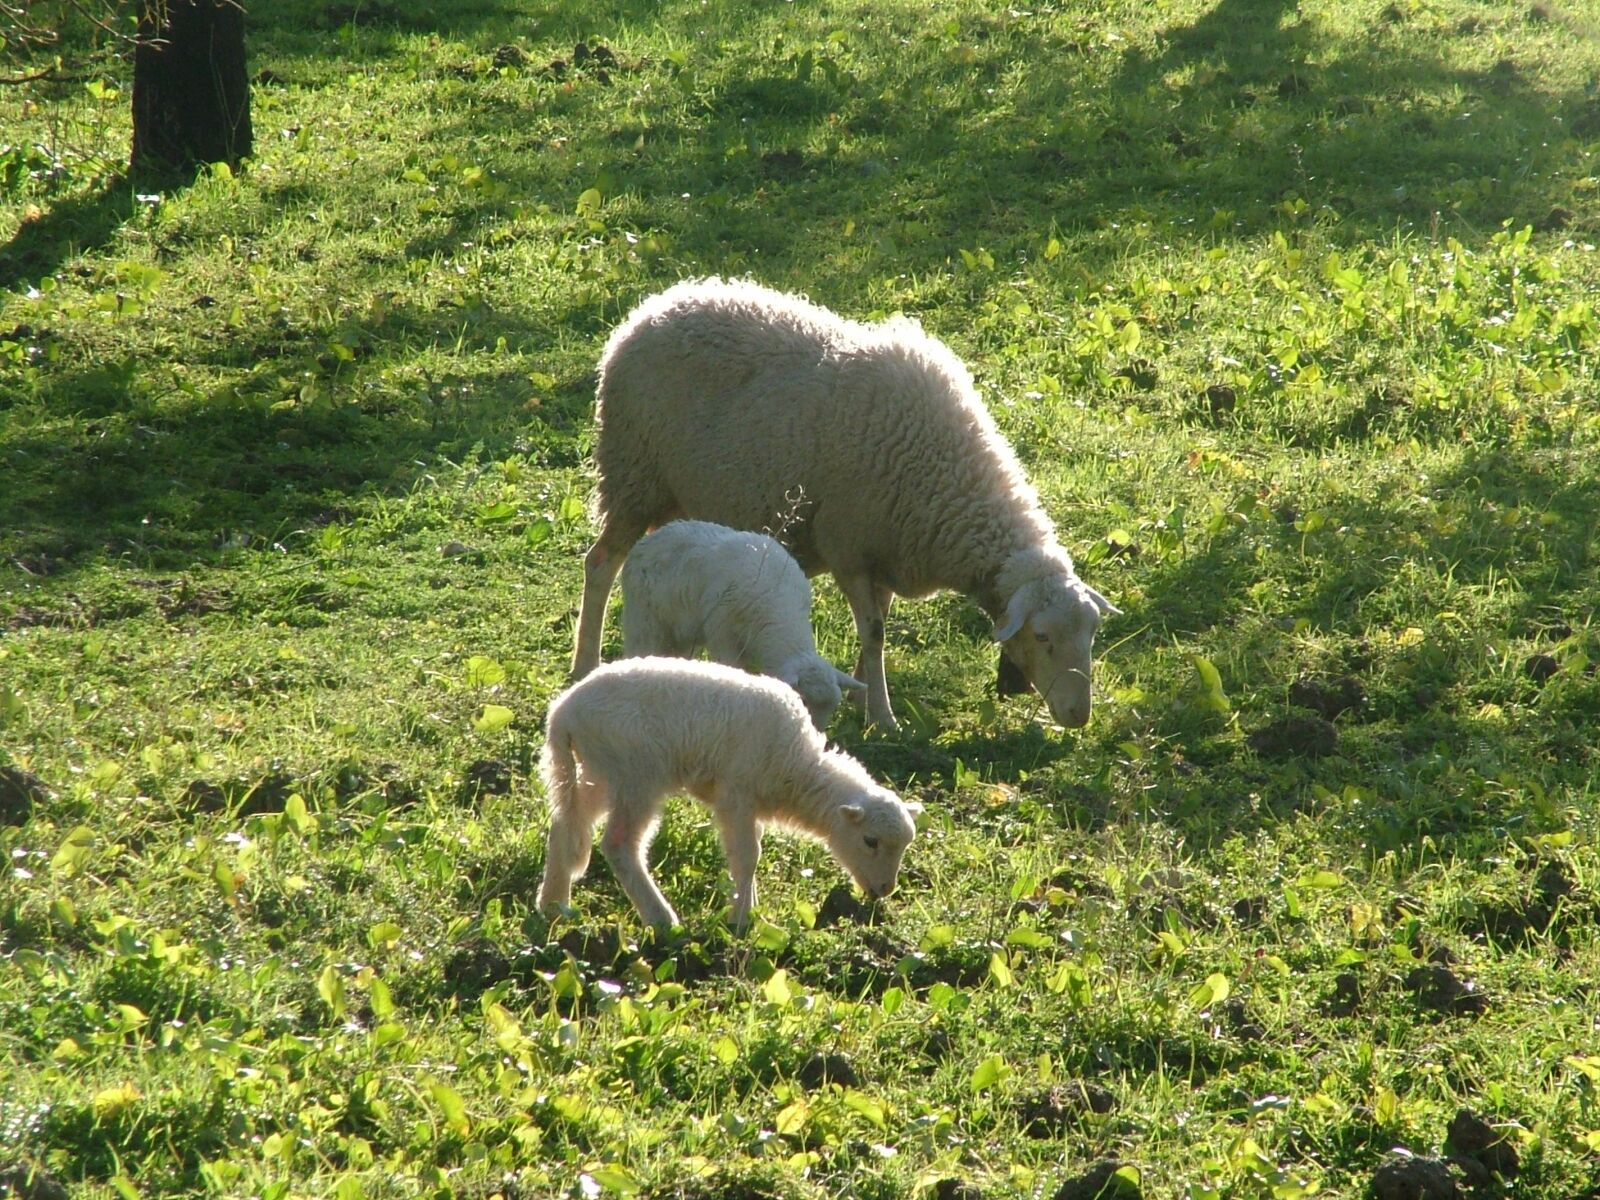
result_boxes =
[131,1,252,179]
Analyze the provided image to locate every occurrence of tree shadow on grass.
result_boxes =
[0,177,134,293]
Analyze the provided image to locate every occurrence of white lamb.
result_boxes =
[535,656,920,931]
[619,519,866,730]
[571,277,1118,731]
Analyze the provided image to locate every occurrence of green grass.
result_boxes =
[4,1,1600,1197]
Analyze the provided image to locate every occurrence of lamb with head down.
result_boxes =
[618,519,864,731]
[536,656,920,931]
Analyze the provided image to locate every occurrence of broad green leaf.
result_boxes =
[762,969,793,1007]
[92,1083,142,1116]
[466,655,507,686]
[774,1099,809,1136]
[430,1080,471,1135]
[970,1054,1007,1093]
[50,826,96,876]
[1189,972,1231,1008]
[585,1165,641,1195]
[369,976,394,1020]
[473,704,515,733]
[843,1089,887,1129]
[988,951,1015,988]
[318,964,346,1018]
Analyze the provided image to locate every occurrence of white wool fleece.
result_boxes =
[571,277,1116,731]
[619,520,863,730]
[536,656,920,931]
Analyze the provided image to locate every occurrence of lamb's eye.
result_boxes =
[863,835,880,851]
[1033,632,1050,643]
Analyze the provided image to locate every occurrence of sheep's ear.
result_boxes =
[992,590,1030,643]
[834,668,868,693]
[904,798,924,817]
[1082,582,1121,617]
[840,804,865,824]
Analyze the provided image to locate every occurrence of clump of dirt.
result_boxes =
[0,765,50,825]
[931,1180,984,1200]
[1464,859,1589,946]
[179,778,228,813]
[0,1160,69,1200]
[797,1052,859,1090]
[1018,1080,1117,1136]
[1522,653,1560,685]
[1368,1153,1459,1200]
[1324,971,1362,1017]
[1052,1160,1141,1200]
[1201,383,1236,418]
[1248,713,1338,759]
[816,883,873,927]
[1231,894,1269,926]
[1289,674,1366,720]
[461,758,514,798]
[1405,964,1490,1017]
[1445,1109,1520,1179]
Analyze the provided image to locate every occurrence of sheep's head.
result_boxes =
[827,788,921,900]
[993,573,1118,728]
[778,656,867,731]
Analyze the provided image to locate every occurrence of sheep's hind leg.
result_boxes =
[837,573,899,731]
[572,519,647,678]
[536,765,609,916]
[599,798,679,929]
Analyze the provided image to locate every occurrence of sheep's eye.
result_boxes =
[1033,632,1050,644]
[863,835,881,851]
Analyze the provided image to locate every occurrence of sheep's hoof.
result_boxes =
[865,713,901,733]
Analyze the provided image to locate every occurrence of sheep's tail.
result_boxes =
[540,728,580,815]
[536,723,594,914]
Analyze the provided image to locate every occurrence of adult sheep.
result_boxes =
[571,277,1118,731]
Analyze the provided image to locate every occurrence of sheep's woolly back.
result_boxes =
[594,278,1059,602]
[544,658,834,817]
[620,520,817,672]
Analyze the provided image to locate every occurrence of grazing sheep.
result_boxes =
[619,519,866,730]
[536,657,921,930]
[571,277,1118,731]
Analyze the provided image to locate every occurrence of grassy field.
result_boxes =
[4,1,1600,1197]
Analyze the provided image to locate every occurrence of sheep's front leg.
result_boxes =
[836,573,898,731]
[572,521,644,679]
[599,798,679,929]
[718,815,763,932]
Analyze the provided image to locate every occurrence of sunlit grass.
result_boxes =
[3,1,1600,1197]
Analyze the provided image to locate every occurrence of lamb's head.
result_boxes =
[993,569,1118,729]
[826,787,921,901]
[777,655,867,731]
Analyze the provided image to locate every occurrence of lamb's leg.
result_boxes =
[573,519,646,679]
[836,573,898,731]
[718,815,763,932]
[536,746,603,916]
[599,798,679,929]
[536,801,594,915]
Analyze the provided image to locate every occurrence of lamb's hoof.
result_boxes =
[866,713,901,733]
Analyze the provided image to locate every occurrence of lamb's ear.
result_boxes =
[1082,582,1121,617]
[840,804,865,824]
[992,590,1031,643]
[834,668,868,693]
[903,798,925,817]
